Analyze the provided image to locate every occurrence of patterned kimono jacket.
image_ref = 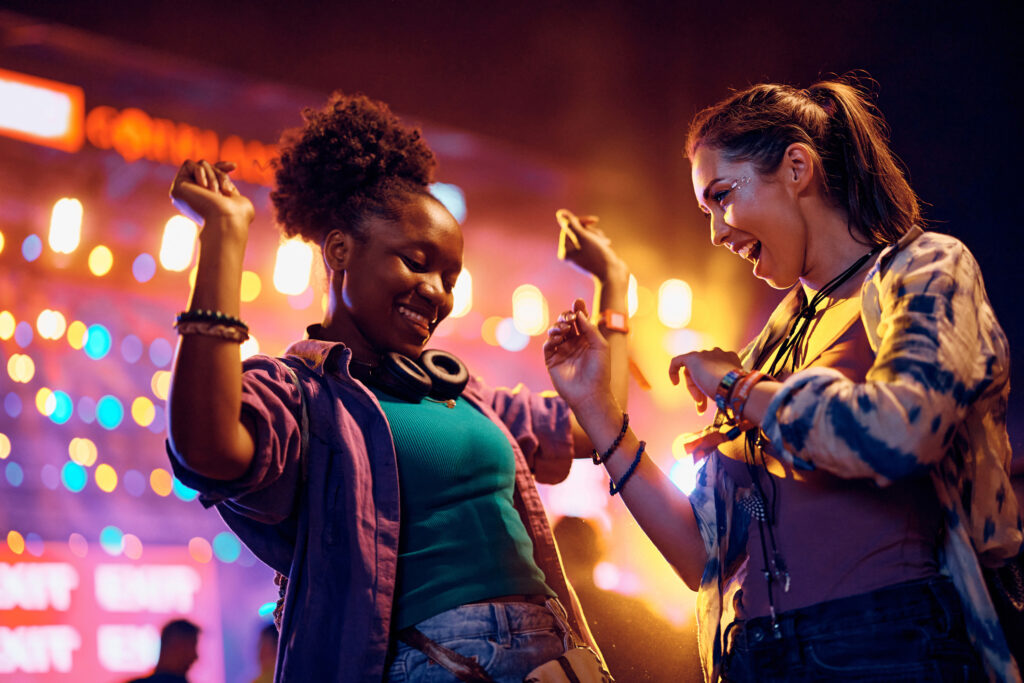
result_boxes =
[690,227,1023,682]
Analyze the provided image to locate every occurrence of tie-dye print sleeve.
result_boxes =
[761,233,1010,485]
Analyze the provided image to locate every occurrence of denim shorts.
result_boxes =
[721,576,986,682]
[385,601,566,683]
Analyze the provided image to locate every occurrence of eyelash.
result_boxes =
[401,255,426,272]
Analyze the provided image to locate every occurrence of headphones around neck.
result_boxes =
[349,349,469,403]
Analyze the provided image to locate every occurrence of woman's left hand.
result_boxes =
[669,348,744,414]
[556,209,628,284]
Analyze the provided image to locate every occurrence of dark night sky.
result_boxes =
[3,0,1023,445]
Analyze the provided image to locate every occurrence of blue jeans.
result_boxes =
[722,577,986,682]
[385,601,566,683]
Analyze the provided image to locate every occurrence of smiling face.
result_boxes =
[324,193,463,361]
[690,145,808,290]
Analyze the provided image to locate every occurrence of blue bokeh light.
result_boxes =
[99,525,124,556]
[132,253,156,283]
[61,461,87,492]
[5,461,24,487]
[212,532,241,563]
[49,391,73,424]
[429,182,467,223]
[172,477,199,502]
[84,324,112,360]
[96,395,124,430]
[257,602,277,618]
[4,393,22,418]
[21,234,42,261]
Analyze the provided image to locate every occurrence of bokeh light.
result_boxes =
[122,533,143,560]
[96,395,124,429]
[0,311,15,339]
[481,316,502,346]
[123,469,146,497]
[172,477,199,502]
[5,393,22,418]
[447,268,473,319]
[95,463,118,492]
[240,335,260,360]
[99,525,124,555]
[669,457,699,495]
[7,530,25,555]
[212,532,241,563]
[512,284,549,336]
[7,354,36,383]
[429,182,467,223]
[496,317,530,352]
[36,387,54,415]
[188,536,213,563]
[68,532,88,558]
[273,238,313,295]
[41,464,59,490]
[36,309,68,340]
[22,234,43,261]
[658,278,693,329]
[131,396,155,426]
[121,334,143,363]
[240,270,262,302]
[5,461,24,486]
[25,533,44,557]
[14,321,33,347]
[0,433,10,459]
[627,274,639,317]
[88,244,114,276]
[150,468,173,496]
[48,390,73,424]
[76,396,96,424]
[149,338,173,367]
[61,461,87,492]
[66,320,87,349]
[159,216,198,271]
[132,253,157,282]
[49,197,83,254]
[151,371,171,400]
[83,323,112,360]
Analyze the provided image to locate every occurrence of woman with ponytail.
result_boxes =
[545,77,1021,681]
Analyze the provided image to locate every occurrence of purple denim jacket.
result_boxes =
[167,339,597,682]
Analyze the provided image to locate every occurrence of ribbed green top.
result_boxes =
[370,386,553,630]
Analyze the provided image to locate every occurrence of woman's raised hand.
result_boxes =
[544,299,614,410]
[169,160,254,240]
[555,209,628,284]
[669,348,744,414]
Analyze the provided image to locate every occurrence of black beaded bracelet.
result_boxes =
[175,309,249,331]
[592,412,629,464]
[609,440,645,496]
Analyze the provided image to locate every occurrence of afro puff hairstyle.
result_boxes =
[271,92,437,245]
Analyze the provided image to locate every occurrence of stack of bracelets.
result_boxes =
[591,412,646,496]
[714,369,771,439]
[174,310,250,343]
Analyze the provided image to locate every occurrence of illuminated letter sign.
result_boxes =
[0,68,84,152]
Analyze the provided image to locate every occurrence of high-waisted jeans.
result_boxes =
[721,576,986,682]
[385,601,565,683]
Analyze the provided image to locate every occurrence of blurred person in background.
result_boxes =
[126,619,199,683]
[164,91,630,681]
[249,623,277,683]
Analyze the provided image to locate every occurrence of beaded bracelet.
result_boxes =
[175,309,249,332]
[714,369,744,413]
[609,440,645,496]
[592,412,629,464]
[175,320,249,343]
[728,370,768,421]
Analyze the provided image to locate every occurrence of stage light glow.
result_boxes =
[240,335,260,360]
[48,391,73,424]
[658,279,693,329]
[149,338,173,367]
[76,396,96,424]
[96,395,124,430]
[99,526,124,556]
[130,397,155,427]
[123,470,146,497]
[593,561,621,591]
[95,464,117,493]
[88,245,114,276]
[5,393,22,417]
[151,371,171,400]
[671,433,690,460]
[481,316,502,346]
[159,216,198,272]
[8,354,36,383]
[496,317,530,352]
[212,532,241,563]
[7,530,25,555]
[450,269,472,319]
[22,234,42,261]
[68,533,88,558]
[273,238,313,296]
[0,67,84,151]
[49,198,83,254]
[628,274,639,317]
[66,321,87,349]
[663,329,703,356]
[36,388,54,416]
[0,230,4,254]
[512,284,549,336]
[257,602,276,618]
[240,270,262,302]
[669,457,699,495]
[41,464,59,490]
[14,321,33,347]
[61,461,87,492]
[5,461,24,486]
[429,182,467,223]
[172,477,199,502]
[0,311,14,339]
[68,437,99,469]
[120,334,143,363]
[150,468,173,497]
[132,253,156,282]
[122,533,143,560]
[37,309,68,340]
[188,537,213,564]
[83,324,111,360]
[0,433,9,459]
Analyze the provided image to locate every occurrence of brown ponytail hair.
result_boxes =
[686,76,921,245]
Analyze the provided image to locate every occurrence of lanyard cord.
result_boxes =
[743,246,880,633]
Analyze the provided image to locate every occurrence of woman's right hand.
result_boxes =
[544,299,616,412]
[170,160,254,242]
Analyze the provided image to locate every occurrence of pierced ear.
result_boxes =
[782,143,816,194]
[322,230,351,272]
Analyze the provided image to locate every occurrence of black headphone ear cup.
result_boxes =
[419,349,469,401]
[373,352,433,402]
